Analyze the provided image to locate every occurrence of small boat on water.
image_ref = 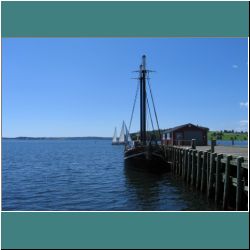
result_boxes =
[112,127,119,145]
[112,121,131,145]
[124,55,169,173]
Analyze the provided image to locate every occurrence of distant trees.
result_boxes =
[223,129,247,134]
[209,130,248,141]
[211,131,223,140]
[224,129,234,133]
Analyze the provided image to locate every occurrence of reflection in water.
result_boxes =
[124,168,160,210]
[124,166,220,211]
[124,167,186,211]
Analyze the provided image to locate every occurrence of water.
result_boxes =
[208,140,248,147]
[2,139,218,211]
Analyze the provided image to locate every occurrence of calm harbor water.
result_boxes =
[208,140,248,147]
[3,139,221,211]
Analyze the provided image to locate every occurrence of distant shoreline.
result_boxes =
[2,137,247,142]
[2,137,112,140]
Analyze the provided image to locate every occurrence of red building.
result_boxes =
[163,123,209,146]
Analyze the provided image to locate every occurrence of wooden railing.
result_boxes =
[164,146,248,211]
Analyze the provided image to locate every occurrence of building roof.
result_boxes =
[164,123,209,133]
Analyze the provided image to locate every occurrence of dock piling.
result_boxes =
[208,153,216,198]
[236,157,244,211]
[215,154,223,205]
[191,139,196,149]
[201,151,207,193]
[191,150,197,186]
[187,150,191,184]
[223,155,233,210]
[211,139,216,153]
[207,152,211,191]
[164,146,248,211]
[196,151,202,190]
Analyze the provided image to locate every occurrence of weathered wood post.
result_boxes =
[179,149,183,176]
[196,151,202,190]
[170,147,174,162]
[171,147,174,172]
[223,155,233,210]
[164,146,167,160]
[207,152,211,190]
[175,148,177,175]
[191,150,197,186]
[178,148,182,175]
[177,147,179,174]
[236,157,244,211]
[174,147,177,174]
[211,139,216,153]
[201,151,207,192]
[182,149,185,177]
[186,150,192,184]
[176,148,179,175]
[171,147,173,162]
[191,139,196,149]
[208,153,216,198]
[173,148,176,174]
[173,147,176,173]
[171,147,173,165]
[231,138,234,146]
[215,154,223,205]
[183,149,187,180]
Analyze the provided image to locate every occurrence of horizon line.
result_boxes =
[2,136,112,139]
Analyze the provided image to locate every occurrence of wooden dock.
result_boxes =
[164,145,248,210]
[192,145,248,160]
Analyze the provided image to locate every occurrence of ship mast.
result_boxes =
[140,55,147,145]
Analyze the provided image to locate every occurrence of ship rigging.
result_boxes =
[124,55,169,173]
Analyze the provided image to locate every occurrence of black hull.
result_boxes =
[124,146,170,173]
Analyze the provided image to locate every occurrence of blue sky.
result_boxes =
[2,38,248,137]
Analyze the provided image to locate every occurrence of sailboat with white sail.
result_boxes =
[112,127,119,145]
[112,121,131,145]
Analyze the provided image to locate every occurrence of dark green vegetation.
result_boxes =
[208,131,248,141]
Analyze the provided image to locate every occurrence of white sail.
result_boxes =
[112,127,118,143]
[125,123,132,142]
[119,121,125,143]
